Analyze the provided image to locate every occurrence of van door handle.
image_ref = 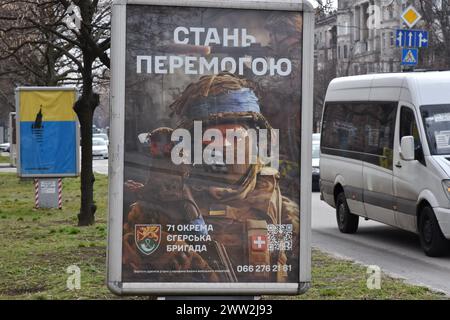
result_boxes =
[395,162,402,168]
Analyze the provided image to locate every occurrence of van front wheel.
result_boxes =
[336,192,359,234]
[419,206,449,257]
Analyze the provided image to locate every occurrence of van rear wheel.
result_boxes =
[336,192,359,234]
[419,206,449,257]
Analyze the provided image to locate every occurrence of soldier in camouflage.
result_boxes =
[122,72,300,283]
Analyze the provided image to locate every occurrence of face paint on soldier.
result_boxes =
[171,120,279,173]
[202,123,251,160]
[204,123,254,182]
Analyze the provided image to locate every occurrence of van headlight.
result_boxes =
[442,180,450,200]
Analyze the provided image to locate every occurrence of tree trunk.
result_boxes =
[445,41,450,69]
[74,92,99,226]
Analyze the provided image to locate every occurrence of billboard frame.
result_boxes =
[108,0,314,295]
[15,86,80,178]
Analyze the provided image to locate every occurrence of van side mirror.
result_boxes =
[400,136,415,161]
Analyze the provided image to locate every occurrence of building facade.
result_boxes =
[315,12,337,72]
[314,12,337,132]
[313,0,449,130]
[336,0,412,76]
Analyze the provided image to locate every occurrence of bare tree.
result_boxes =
[418,0,450,69]
[0,0,111,226]
[0,2,80,85]
[0,2,67,122]
[314,59,336,131]
[315,0,336,14]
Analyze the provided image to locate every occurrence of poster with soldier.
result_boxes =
[109,0,313,295]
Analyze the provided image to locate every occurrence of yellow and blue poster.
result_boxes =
[17,88,79,177]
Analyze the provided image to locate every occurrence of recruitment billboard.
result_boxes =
[16,87,79,177]
[108,0,314,295]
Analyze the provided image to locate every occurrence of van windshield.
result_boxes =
[421,104,450,155]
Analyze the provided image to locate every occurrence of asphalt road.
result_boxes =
[312,192,450,295]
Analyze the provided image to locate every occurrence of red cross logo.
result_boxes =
[251,235,267,251]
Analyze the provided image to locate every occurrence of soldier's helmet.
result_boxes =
[169,72,274,184]
[170,72,270,126]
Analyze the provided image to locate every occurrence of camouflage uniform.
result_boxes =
[123,74,300,283]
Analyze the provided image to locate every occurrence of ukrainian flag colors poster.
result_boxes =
[17,88,79,177]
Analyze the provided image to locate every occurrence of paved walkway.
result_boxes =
[0,162,16,173]
[0,159,108,175]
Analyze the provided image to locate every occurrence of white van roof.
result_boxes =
[325,71,450,106]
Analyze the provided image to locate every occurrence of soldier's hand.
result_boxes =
[162,250,220,282]
[151,232,220,281]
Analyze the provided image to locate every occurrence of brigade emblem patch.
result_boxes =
[135,224,161,255]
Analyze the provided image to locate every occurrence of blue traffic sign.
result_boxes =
[401,48,418,66]
[396,29,429,48]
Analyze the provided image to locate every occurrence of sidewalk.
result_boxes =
[0,161,107,175]
[0,163,16,173]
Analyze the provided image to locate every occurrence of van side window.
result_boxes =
[400,107,425,165]
[360,103,396,170]
[322,102,396,170]
[322,103,364,153]
[322,103,365,153]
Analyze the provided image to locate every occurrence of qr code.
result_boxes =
[267,224,293,251]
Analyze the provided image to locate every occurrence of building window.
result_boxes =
[390,32,394,47]
[344,45,348,59]
[355,6,360,41]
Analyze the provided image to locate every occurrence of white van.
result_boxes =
[320,71,450,257]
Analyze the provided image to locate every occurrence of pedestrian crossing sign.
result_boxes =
[401,48,418,66]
